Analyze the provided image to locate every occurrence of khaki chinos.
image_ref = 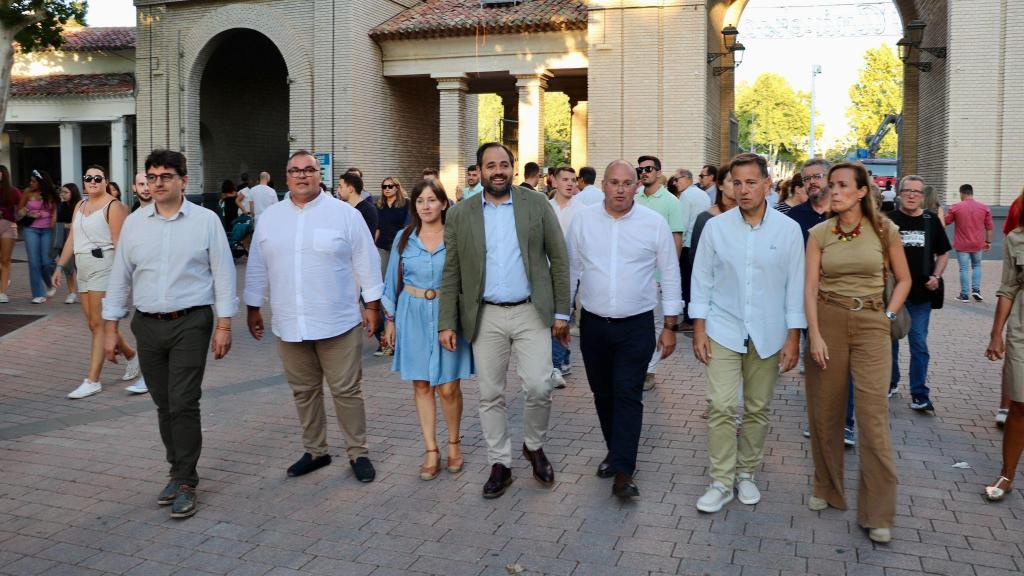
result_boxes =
[806,294,897,528]
[276,326,368,460]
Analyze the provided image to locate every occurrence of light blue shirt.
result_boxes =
[482,194,531,303]
[462,183,484,200]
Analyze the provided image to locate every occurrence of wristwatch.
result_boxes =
[885,310,897,321]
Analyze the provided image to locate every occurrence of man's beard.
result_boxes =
[483,178,511,196]
[808,187,825,202]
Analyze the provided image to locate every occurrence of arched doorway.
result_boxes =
[198,29,289,200]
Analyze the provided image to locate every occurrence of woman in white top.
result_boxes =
[52,165,145,399]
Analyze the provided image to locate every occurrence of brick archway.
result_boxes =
[179,3,312,193]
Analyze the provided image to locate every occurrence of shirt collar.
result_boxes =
[640,185,668,199]
[601,201,639,221]
[733,201,772,230]
[145,198,191,221]
[482,190,513,207]
[288,191,324,210]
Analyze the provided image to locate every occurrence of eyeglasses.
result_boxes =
[381,184,398,190]
[636,166,657,176]
[698,173,709,178]
[287,167,319,177]
[805,173,826,181]
[900,188,924,196]
[605,180,636,190]
[83,175,106,183]
[145,173,179,184]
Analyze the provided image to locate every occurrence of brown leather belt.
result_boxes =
[138,305,208,321]
[403,285,440,300]
[483,298,531,308]
[818,291,884,311]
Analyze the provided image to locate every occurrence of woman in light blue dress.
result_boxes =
[383,179,473,481]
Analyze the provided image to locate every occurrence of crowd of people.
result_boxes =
[1,145,1020,545]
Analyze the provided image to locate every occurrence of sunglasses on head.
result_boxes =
[381,184,398,190]
[31,169,42,180]
[83,175,105,183]
[636,166,657,176]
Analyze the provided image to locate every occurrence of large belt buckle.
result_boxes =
[850,297,864,312]
[423,288,437,300]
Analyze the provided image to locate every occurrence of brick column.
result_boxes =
[570,99,589,169]
[500,92,518,151]
[899,65,919,178]
[465,93,479,165]
[435,75,468,196]
[515,72,551,169]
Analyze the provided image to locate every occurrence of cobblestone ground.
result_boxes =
[0,243,1021,576]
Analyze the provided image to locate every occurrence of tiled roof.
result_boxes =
[61,27,136,51]
[10,73,135,98]
[369,0,588,41]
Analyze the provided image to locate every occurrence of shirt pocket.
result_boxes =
[313,228,341,253]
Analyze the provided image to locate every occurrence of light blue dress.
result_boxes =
[383,230,473,385]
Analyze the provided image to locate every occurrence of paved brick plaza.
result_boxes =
[0,244,1021,576]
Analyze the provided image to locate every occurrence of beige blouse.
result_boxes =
[809,216,900,297]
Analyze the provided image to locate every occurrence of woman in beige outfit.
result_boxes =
[804,162,911,544]
[983,228,1024,501]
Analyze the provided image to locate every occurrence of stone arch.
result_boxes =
[179,3,312,193]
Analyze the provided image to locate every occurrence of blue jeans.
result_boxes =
[23,227,53,298]
[846,375,855,429]
[552,337,570,369]
[956,251,982,296]
[891,301,932,399]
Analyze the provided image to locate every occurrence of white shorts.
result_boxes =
[75,250,114,292]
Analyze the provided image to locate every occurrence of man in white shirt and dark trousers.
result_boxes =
[244,150,383,483]
[690,153,806,513]
[567,160,681,498]
[102,150,238,519]
[677,168,711,331]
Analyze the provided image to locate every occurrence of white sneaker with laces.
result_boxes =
[68,379,102,399]
[551,369,566,390]
[996,409,1009,427]
[736,473,761,505]
[125,376,148,395]
[0,293,8,303]
[696,481,734,513]
[123,354,141,381]
[30,296,46,304]
[46,286,56,298]
[64,293,78,304]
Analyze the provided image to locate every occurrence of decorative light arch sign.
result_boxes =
[741,2,902,39]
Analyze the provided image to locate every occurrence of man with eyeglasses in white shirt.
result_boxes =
[691,153,806,514]
[244,150,383,484]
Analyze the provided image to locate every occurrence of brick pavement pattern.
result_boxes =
[0,242,1022,575]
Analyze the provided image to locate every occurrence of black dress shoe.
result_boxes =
[350,456,376,483]
[157,479,182,506]
[287,453,332,477]
[522,444,555,486]
[596,457,614,478]
[483,463,513,499]
[612,473,639,499]
[170,485,197,519]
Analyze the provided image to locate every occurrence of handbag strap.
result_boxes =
[877,218,892,284]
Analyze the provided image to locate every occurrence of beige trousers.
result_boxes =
[472,302,553,466]
[706,339,779,489]
[277,326,368,460]
[806,299,897,528]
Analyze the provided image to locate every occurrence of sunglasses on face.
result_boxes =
[636,166,657,176]
[381,184,398,190]
[83,175,105,183]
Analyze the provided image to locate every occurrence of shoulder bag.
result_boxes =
[879,219,911,340]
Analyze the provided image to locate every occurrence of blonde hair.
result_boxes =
[376,177,407,210]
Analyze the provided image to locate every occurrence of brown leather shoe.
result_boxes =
[612,473,639,499]
[482,463,513,499]
[522,444,555,486]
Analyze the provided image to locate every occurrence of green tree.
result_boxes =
[1,1,87,135]
[735,73,818,166]
[846,43,902,158]
[476,92,572,166]
[478,93,503,144]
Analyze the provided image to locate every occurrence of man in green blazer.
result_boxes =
[439,142,571,499]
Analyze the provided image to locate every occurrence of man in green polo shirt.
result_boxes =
[635,155,684,390]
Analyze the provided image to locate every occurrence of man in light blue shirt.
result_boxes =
[458,164,484,201]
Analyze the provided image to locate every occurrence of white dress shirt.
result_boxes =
[567,203,682,319]
[243,192,383,342]
[679,184,711,248]
[575,184,604,206]
[102,200,238,320]
[689,205,807,358]
[549,195,582,235]
[248,184,279,219]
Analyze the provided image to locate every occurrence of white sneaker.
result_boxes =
[68,379,102,399]
[808,496,829,511]
[125,377,148,395]
[868,528,891,543]
[123,354,141,381]
[551,369,566,390]
[0,293,8,303]
[696,481,734,513]
[64,293,78,304]
[30,296,46,304]
[996,409,1009,427]
[736,473,761,505]
[46,286,56,297]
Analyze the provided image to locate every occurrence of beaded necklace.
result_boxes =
[832,219,862,242]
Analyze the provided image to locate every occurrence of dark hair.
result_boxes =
[703,164,719,180]
[466,164,479,173]
[551,166,575,179]
[637,155,662,171]
[523,161,540,179]
[667,176,681,197]
[421,168,439,177]
[145,149,188,176]
[959,183,974,195]
[715,164,732,212]
[106,181,121,198]
[239,172,250,185]
[376,177,407,210]
[340,172,363,194]
[396,179,449,256]
[30,169,58,207]
[476,142,516,171]
[0,165,13,208]
[345,167,363,178]
[221,179,236,194]
[778,179,792,203]
[61,182,82,207]
[578,166,596,185]
[729,153,770,178]
[828,162,885,234]
[790,172,804,190]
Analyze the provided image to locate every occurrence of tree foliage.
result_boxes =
[735,73,818,166]
[846,43,902,158]
[477,91,572,167]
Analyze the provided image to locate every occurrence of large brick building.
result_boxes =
[127,0,1021,209]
